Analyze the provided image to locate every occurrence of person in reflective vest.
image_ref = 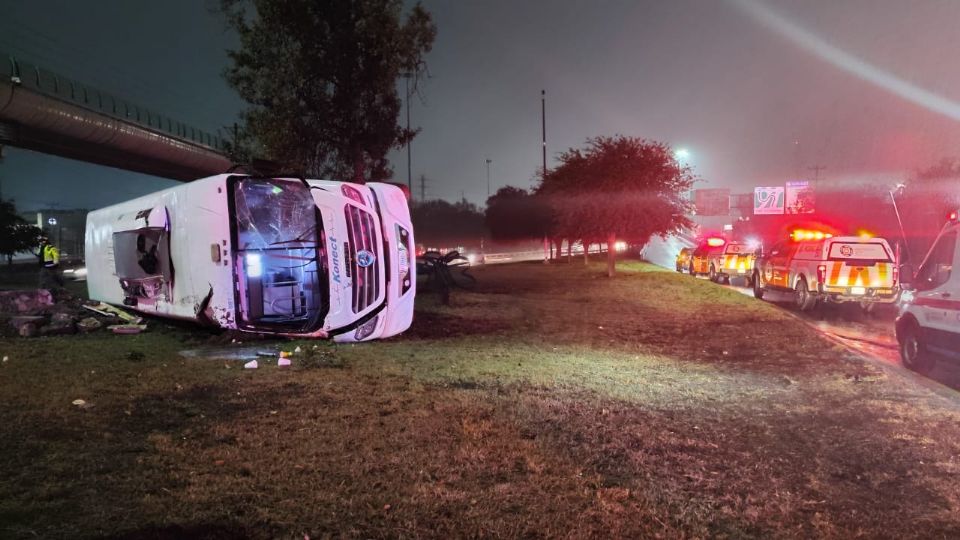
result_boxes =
[39,235,64,288]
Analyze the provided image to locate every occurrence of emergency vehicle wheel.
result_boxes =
[688,262,696,276]
[752,272,764,299]
[709,264,718,282]
[899,320,935,374]
[794,279,816,311]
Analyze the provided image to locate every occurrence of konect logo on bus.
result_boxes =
[330,236,342,285]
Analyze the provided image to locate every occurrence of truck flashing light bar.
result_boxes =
[706,237,726,247]
[791,229,834,241]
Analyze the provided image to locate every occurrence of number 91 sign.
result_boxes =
[754,186,785,215]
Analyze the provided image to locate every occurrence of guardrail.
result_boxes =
[2,50,227,152]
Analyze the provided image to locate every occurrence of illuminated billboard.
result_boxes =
[785,180,815,214]
[753,186,785,215]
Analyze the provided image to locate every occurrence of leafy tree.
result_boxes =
[540,136,695,276]
[411,199,487,247]
[484,186,551,242]
[222,0,436,182]
[0,199,41,264]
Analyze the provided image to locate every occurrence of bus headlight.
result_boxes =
[355,315,379,340]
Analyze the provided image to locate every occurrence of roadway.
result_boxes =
[643,235,960,391]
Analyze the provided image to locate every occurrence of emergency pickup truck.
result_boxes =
[896,210,960,372]
[712,241,757,285]
[85,174,415,342]
[687,237,726,277]
[752,231,898,311]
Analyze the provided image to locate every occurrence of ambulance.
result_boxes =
[896,210,960,372]
[752,230,899,311]
[85,174,416,342]
[712,241,758,285]
[687,237,726,277]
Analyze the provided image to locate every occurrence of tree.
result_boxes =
[0,199,41,264]
[411,198,487,247]
[484,186,551,242]
[540,136,695,277]
[222,0,436,182]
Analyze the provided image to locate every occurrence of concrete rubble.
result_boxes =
[1,289,144,338]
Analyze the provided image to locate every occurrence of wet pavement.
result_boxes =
[644,236,960,392]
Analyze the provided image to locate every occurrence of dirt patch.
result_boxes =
[405,310,513,339]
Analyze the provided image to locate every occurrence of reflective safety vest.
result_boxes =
[43,245,60,267]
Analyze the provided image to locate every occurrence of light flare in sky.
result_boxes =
[730,0,960,121]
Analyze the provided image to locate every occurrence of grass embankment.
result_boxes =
[2,260,960,538]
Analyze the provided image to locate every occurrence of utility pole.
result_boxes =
[485,158,492,198]
[541,89,549,264]
[541,90,547,175]
[405,74,413,192]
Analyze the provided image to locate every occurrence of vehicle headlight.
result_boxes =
[355,314,379,340]
[396,225,412,294]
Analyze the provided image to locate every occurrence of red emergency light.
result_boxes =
[705,237,726,247]
[790,229,833,241]
[949,210,959,222]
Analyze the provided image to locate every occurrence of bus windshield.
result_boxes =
[231,177,328,332]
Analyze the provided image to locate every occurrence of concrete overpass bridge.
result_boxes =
[0,51,232,180]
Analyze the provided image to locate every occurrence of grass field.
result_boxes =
[2,260,960,539]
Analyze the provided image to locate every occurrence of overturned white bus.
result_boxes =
[85,174,415,342]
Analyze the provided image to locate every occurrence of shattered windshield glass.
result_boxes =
[234,178,318,250]
[232,178,327,332]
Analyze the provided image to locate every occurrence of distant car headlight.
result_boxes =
[355,314,380,340]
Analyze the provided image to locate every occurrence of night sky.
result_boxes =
[3,0,960,210]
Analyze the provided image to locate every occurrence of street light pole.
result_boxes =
[405,74,412,193]
[890,183,911,262]
[485,158,492,198]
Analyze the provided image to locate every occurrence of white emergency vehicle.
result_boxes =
[711,241,757,285]
[85,174,415,342]
[752,230,899,311]
[896,211,960,372]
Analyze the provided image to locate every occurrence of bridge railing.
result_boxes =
[2,51,227,153]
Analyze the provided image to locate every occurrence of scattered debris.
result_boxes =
[244,360,258,369]
[87,302,143,324]
[109,324,147,334]
[77,317,103,333]
[81,304,113,317]
[2,355,8,363]
[71,398,94,409]
[277,357,292,367]
[0,289,53,313]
